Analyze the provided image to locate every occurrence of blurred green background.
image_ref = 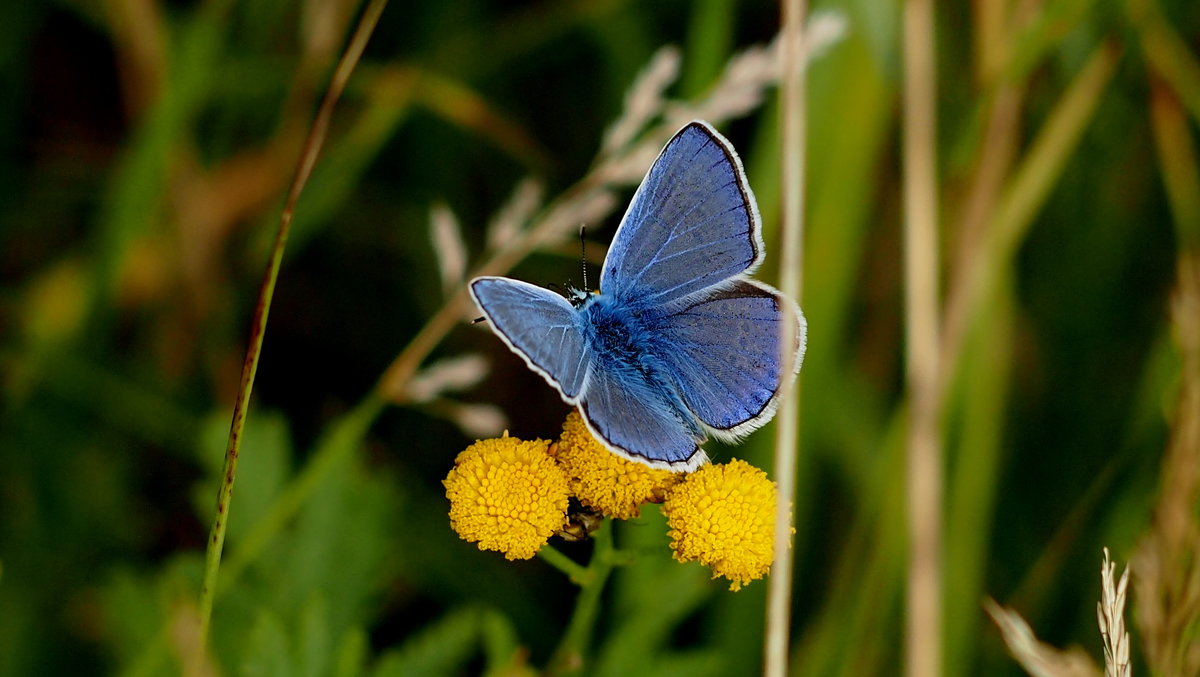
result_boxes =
[1,0,1197,675]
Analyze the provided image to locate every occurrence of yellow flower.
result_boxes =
[662,458,777,591]
[444,435,570,560]
[553,411,681,519]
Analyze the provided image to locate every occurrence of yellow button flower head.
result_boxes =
[553,411,681,520]
[444,435,570,560]
[662,458,777,591]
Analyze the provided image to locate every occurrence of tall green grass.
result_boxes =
[0,1,1194,675]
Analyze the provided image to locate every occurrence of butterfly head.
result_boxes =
[565,285,596,309]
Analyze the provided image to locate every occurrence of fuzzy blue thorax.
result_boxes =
[576,292,703,436]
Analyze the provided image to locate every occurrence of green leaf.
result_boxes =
[272,444,398,639]
[100,569,167,664]
[371,607,482,677]
[943,276,1015,677]
[334,628,369,677]
[297,594,333,677]
[480,608,522,676]
[648,650,727,677]
[680,0,736,98]
[239,610,294,677]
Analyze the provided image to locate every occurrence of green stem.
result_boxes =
[547,521,616,676]
[538,545,591,584]
[195,0,389,648]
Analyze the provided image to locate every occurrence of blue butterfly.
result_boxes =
[470,121,806,471]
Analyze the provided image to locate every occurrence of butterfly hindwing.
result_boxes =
[577,355,706,470]
[649,279,806,437]
[469,277,591,400]
[600,121,762,305]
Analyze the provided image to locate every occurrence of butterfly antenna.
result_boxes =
[579,224,589,292]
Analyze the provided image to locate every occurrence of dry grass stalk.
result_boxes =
[430,203,467,298]
[601,46,682,157]
[486,177,544,251]
[986,549,1133,677]
[439,401,507,438]
[405,354,489,404]
[1098,548,1132,677]
[106,0,168,117]
[985,598,1102,677]
[1132,251,1200,677]
[765,1,808,674]
[902,0,942,672]
[662,12,846,137]
[404,354,501,436]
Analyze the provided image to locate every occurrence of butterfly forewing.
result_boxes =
[469,277,591,400]
[600,122,762,304]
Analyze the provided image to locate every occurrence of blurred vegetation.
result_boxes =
[1,0,1198,675]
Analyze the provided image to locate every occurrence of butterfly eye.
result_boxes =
[567,287,591,308]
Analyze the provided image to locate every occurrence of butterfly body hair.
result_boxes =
[577,291,704,439]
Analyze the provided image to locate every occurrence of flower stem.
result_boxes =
[546,521,616,676]
[538,545,591,584]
